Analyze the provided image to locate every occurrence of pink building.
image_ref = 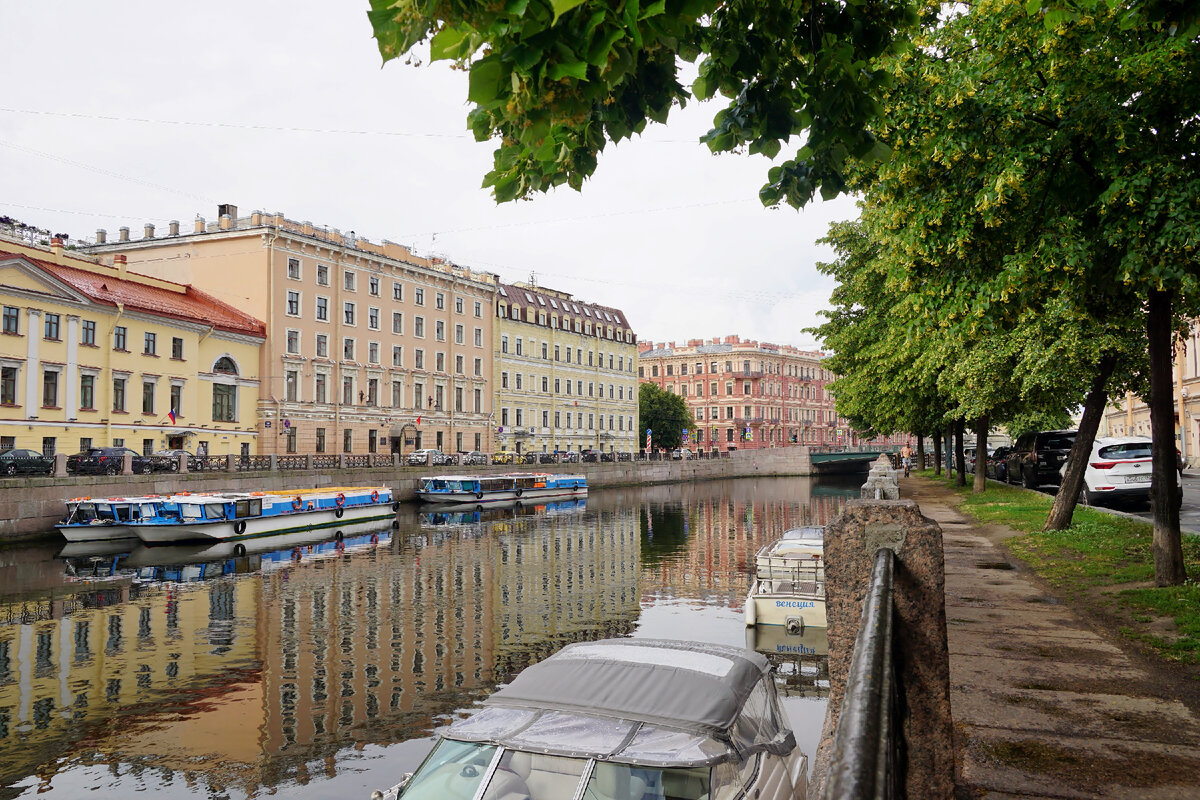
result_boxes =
[637,335,896,452]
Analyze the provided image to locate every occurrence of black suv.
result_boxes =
[1005,430,1077,489]
[67,447,155,476]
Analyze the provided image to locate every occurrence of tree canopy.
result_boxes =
[638,382,693,450]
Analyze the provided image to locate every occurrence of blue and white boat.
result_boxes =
[415,472,586,505]
[56,495,180,542]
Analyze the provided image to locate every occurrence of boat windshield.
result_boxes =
[204,504,227,520]
[73,503,98,523]
[180,503,203,519]
[400,739,497,800]
[139,503,157,518]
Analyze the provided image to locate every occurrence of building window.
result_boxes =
[317,264,329,285]
[455,324,464,345]
[286,329,300,354]
[392,311,403,334]
[286,291,300,316]
[81,320,96,345]
[368,429,378,453]
[285,370,298,402]
[143,331,156,355]
[368,377,379,406]
[415,349,425,369]
[542,343,548,359]
[414,288,425,306]
[2,306,18,335]
[414,317,425,338]
[344,270,356,291]
[501,335,509,354]
[315,374,327,403]
[170,384,182,418]
[392,380,403,407]
[474,327,482,347]
[435,320,445,341]
[413,383,424,408]
[501,408,509,426]
[369,307,380,330]
[44,313,60,340]
[315,427,326,453]
[316,297,329,321]
[114,326,127,351]
[436,292,445,310]
[433,352,444,372]
[474,357,482,376]
[344,302,356,325]
[1,366,17,405]
[42,437,56,457]
[369,342,380,364]
[42,370,58,407]
[171,336,184,359]
[474,388,482,413]
[343,338,355,361]
[343,428,353,453]
[286,426,297,453]
[455,297,464,314]
[80,374,95,409]
[287,258,301,279]
[393,281,403,301]
[392,345,403,367]
[455,354,464,374]
[343,376,354,405]
[501,372,509,389]
[316,333,328,358]
[141,380,155,414]
[113,377,126,412]
[369,276,380,296]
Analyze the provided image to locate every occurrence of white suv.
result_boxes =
[407,448,445,466]
[1066,436,1153,506]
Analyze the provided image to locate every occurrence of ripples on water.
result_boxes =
[0,476,858,800]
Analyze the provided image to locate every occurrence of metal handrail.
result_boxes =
[825,547,899,800]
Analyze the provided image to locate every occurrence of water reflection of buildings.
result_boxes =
[1,504,643,796]
[630,478,855,608]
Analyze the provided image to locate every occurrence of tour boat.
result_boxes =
[56,495,195,542]
[415,472,587,505]
[371,638,807,800]
[100,487,395,547]
[419,497,587,526]
[744,526,827,631]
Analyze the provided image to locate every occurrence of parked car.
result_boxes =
[581,449,600,462]
[1062,436,1155,506]
[460,450,488,465]
[0,448,54,476]
[987,446,1013,482]
[559,450,580,463]
[66,447,155,475]
[491,451,516,465]
[151,448,198,472]
[406,448,447,466]
[1005,430,1077,489]
[672,447,695,460]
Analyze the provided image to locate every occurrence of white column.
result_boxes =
[25,309,39,418]
[65,316,79,419]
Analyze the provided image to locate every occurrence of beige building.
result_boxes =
[87,206,497,456]
[1101,319,1200,469]
[0,229,264,458]
[494,281,638,455]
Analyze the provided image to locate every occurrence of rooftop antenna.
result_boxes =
[529,270,537,286]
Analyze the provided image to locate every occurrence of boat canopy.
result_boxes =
[440,639,794,766]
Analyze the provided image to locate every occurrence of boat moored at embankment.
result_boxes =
[415,472,587,505]
[744,526,827,631]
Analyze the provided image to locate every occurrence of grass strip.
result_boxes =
[922,471,1200,665]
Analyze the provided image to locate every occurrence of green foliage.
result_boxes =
[638,382,693,451]
[369,0,917,204]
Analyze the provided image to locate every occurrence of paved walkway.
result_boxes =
[906,478,1200,799]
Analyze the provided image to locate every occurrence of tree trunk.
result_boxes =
[1045,354,1117,531]
[916,434,926,472]
[973,415,988,493]
[1147,288,1187,586]
[933,431,943,476]
[954,419,966,487]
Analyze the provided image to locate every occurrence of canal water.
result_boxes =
[0,476,858,800]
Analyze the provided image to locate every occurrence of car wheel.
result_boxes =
[3,464,15,476]
[105,465,119,476]
[169,460,180,472]
[139,463,153,474]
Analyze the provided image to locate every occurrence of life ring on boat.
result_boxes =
[234,520,246,535]
[335,530,344,542]
[335,492,346,507]
[233,543,246,557]
[475,491,484,500]
[292,496,303,511]
[371,490,379,502]
[514,488,523,497]
[334,507,344,519]
[392,501,400,512]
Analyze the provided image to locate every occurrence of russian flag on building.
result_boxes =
[168,409,177,424]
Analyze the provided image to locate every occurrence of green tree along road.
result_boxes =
[638,382,693,452]
[368,0,1200,585]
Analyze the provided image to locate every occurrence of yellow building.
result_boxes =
[1101,319,1200,469]
[494,281,638,455]
[86,206,497,457]
[0,232,264,457]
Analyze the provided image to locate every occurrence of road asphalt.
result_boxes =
[905,477,1200,799]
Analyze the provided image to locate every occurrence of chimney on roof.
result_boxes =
[118,227,130,242]
[217,203,238,221]
[143,223,155,240]
[50,237,63,258]
[95,229,107,244]
[251,210,262,226]
[168,220,179,236]
[114,254,127,278]
[219,214,232,231]
[194,216,205,233]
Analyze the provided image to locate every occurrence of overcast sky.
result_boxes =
[0,1,856,350]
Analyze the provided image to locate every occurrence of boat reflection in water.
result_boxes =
[746,624,830,699]
[419,497,587,527]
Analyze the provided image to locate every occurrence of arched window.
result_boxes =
[213,356,238,375]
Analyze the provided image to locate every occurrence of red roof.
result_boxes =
[2,251,265,338]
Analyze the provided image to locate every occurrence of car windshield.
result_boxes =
[1098,443,1153,460]
[1041,434,1076,450]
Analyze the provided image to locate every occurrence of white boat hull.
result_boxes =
[135,503,394,544]
[745,583,828,629]
[57,523,138,542]
[415,486,587,505]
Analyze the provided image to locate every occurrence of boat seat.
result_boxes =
[584,764,649,800]
[507,751,586,799]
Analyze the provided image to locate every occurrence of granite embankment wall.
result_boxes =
[0,447,815,540]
